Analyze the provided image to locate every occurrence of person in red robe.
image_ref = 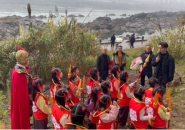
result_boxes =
[11,46,31,129]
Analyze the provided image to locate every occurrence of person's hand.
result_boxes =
[150,115,156,120]
[145,54,148,57]
[113,101,118,107]
[156,56,160,62]
[166,82,172,87]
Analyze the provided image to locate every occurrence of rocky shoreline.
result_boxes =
[78,11,185,35]
[0,11,185,41]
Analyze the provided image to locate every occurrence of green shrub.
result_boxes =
[0,16,100,89]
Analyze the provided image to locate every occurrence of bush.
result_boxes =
[0,16,101,89]
[147,18,185,59]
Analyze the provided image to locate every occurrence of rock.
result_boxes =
[37,15,47,19]
[120,14,126,16]
[147,30,155,35]
[98,29,110,33]
[68,14,76,17]
[78,14,85,17]
[109,14,116,16]
[180,88,185,92]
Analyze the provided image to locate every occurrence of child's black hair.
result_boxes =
[149,77,158,88]
[33,79,45,101]
[70,74,77,82]
[51,68,61,86]
[67,103,88,129]
[111,65,120,80]
[101,81,111,95]
[90,68,98,81]
[55,87,69,109]
[71,66,78,73]
[90,87,102,109]
[120,71,129,88]
[62,85,71,91]
[98,94,111,111]
[152,86,166,103]
[134,87,145,101]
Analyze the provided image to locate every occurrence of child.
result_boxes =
[71,66,80,86]
[84,87,102,129]
[93,94,119,129]
[86,68,100,97]
[32,79,51,129]
[110,65,120,102]
[129,87,155,129]
[65,103,88,129]
[101,81,111,96]
[62,85,75,108]
[69,74,81,104]
[147,86,171,129]
[52,87,71,129]
[50,67,64,106]
[145,77,158,107]
[118,71,136,127]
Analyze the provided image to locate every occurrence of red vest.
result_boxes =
[52,103,71,129]
[50,83,59,104]
[69,83,80,104]
[120,84,131,106]
[32,93,48,120]
[97,110,113,129]
[110,78,119,98]
[129,98,148,129]
[148,99,166,128]
[86,78,99,97]
[145,88,153,107]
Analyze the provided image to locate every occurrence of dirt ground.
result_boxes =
[1,69,185,129]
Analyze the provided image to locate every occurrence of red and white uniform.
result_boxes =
[50,83,60,105]
[52,103,71,129]
[145,88,154,107]
[32,93,49,120]
[110,77,120,98]
[120,84,131,106]
[86,78,99,97]
[69,82,80,104]
[129,98,148,129]
[148,99,167,128]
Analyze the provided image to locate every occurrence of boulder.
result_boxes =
[78,14,85,17]
[120,14,126,16]
[68,14,77,17]
[37,15,47,19]
[109,14,116,16]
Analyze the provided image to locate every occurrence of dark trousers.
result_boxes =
[120,66,124,71]
[99,70,108,82]
[147,124,166,129]
[111,42,115,47]
[141,73,152,86]
[118,106,129,126]
[33,116,48,129]
[130,42,134,48]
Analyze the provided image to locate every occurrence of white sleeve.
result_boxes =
[59,114,71,127]
[139,108,151,121]
[125,87,133,98]
[128,82,135,89]
[113,81,120,90]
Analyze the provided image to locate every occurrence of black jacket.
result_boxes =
[151,52,175,86]
[130,35,135,43]
[96,54,110,74]
[111,35,116,43]
[140,51,154,75]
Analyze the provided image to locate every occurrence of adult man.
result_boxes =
[140,46,154,87]
[112,46,127,71]
[110,34,116,48]
[96,48,110,82]
[130,34,135,48]
[11,46,32,129]
[152,42,175,88]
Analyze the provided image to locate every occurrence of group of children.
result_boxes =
[32,65,172,129]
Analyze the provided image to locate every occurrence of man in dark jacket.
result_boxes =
[152,42,175,88]
[110,34,116,48]
[130,34,135,48]
[112,46,127,71]
[96,48,110,82]
[140,46,154,87]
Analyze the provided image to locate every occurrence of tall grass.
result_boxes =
[0,16,101,89]
[147,17,185,59]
